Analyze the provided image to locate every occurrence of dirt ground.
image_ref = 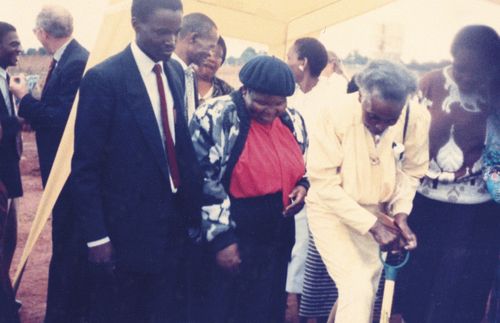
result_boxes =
[10,132,50,323]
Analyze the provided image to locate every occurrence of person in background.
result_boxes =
[284,37,329,323]
[172,13,219,322]
[11,5,88,187]
[484,75,500,323]
[172,12,218,121]
[397,25,500,323]
[9,6,90,322]
[307,59,429,323]
[0,21,22,323]
[0,161,19,323]
[196,36,234,105]
[322,50,349,95]
[482,75,500,204]
[191,55,308,323]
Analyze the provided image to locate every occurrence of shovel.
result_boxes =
[379,251,410,323]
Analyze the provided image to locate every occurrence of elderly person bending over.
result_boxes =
[190,55,308,323]
[306,59,430,323]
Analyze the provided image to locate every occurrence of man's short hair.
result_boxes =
[178,13,217,39]
[132,0,183,22]
[36,5,73,38]
[451,25,500,69]
[0,21,16,43]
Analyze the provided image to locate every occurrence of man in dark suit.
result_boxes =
[72,0,202,321]
[172,13,218,121]
[9,6,89,323]
[0,21,22,323]
[11,5,89,186]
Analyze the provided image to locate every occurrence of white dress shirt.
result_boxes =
[87,42,178,248]
[0,67,14,115]
[52,38,73,67]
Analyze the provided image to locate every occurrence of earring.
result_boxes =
[299,65,304,71]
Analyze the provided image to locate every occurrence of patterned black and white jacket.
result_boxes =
[189,90,309,252]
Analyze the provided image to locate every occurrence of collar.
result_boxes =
[53,38,73,63]
[171,53,189,71]
[0,67,7,80]
[131,41,164,75]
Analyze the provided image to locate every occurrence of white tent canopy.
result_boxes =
[12,0,419,285]
[93,0,396,64]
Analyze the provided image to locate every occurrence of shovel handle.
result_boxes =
[379,251,410,323]
[379,251,410,281]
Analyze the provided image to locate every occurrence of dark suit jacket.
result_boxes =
[0,82,22,198]
[71,46,203,273]
[18,39,89,186]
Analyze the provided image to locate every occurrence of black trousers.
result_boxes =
[205,193,294,323]
[45,185,90,323]
[88,252,185,323]
[395,193,500,323]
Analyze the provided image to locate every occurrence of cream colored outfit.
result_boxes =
[306,93,430,322]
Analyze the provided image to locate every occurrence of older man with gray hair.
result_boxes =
[306,60,430,322]
[10,5,89,323]
[11,4,88,185]
[172,12,218,121]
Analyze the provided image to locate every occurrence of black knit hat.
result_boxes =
[239,55,296,96]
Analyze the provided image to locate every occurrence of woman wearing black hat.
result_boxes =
[190,55,308,323]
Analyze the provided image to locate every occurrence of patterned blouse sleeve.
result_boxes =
[189,102,237,252]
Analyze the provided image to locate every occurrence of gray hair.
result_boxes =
[36,5,73,38]
[355,59,417,105]
[179,13,217,39]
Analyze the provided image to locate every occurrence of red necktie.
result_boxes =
[42,58,56,94]
[153,63,181,189]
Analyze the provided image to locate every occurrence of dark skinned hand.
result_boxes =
[283,185,307,217]
[394,213,417,250]
[216,243,241,274]
[369,219,401,252]
[88,241,115,277]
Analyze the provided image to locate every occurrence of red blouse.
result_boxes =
[229,118,305,208]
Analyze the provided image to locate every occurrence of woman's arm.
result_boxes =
[189,102,237,253]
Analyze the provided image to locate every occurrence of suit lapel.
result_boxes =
[0,85,10,117]
[122,47,171,182]
[42,39,77,97]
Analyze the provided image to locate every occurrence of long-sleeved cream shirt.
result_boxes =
[306,93,430,235]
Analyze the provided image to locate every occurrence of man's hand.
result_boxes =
[18,117,33,132]
[9,73,29,100]
[216,243,241,274]
[394,213,417,250]
[369,219,401,251]
[88,241,115,276]
[283,185,307,217]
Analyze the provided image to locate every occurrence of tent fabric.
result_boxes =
[13,0,396,286]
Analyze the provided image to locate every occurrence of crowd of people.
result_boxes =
[0,0,499,322]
